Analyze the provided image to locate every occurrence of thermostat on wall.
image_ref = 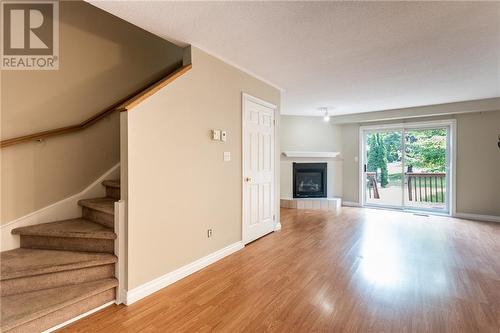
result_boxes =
[212,130,221,141]
[211,129,227,142]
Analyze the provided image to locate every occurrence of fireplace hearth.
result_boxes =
[293,163,327,198]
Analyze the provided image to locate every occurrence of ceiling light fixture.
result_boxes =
[322,107,330,122]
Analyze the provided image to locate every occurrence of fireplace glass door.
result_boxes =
[293,163,327,198]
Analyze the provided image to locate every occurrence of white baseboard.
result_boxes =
[342,201,361,207]
[1,163,120,251]
[125,241,244,305]
[274,222,282,231]
[454,212,500,223]
[42,301,114,333]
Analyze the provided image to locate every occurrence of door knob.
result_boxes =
[245,177,252,182]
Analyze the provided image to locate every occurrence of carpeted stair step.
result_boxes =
[102,179,120,200]
[78,198,115,228]
[0,248,117,296]
[1,278,117,333]
[12,218,116,253]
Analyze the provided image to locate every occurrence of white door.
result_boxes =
[242,94,276,244]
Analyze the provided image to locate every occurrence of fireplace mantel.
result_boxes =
[282,151,340,158]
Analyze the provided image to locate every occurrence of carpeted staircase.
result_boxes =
[0,180,120,333]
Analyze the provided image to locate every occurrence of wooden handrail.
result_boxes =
[0,64,192,148]
[118,63,191,111]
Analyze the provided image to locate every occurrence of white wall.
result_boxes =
[280,116,343,198]
[280,116,341,151]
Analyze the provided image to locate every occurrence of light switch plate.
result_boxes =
[223,151,231,162]
[221,131,227,142]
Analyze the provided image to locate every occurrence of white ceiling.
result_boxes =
[90,1,500,116]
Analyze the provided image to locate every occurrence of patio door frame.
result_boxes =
[358,119,456,216]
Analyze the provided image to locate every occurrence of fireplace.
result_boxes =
[293,163,327,198]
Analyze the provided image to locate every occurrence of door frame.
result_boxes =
[358,119,457,216]
[241,93,280,245]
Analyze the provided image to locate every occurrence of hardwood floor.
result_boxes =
[59,207,500,332]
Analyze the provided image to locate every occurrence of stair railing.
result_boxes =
[1,64,192,148]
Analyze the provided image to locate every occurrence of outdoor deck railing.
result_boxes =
[406,172,446,203]
[366,172,446,203]
[366,172,380,199]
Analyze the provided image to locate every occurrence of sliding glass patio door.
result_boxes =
[361,122,452,214]
[403,128,448,211]
[364,129,404,208]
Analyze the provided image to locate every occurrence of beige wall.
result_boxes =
[1,1,183,223]
[339,124,360,203]
[126,47,281,289]
[455,111,500,216]
[339,110,500,216]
